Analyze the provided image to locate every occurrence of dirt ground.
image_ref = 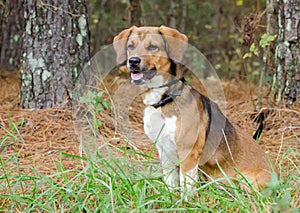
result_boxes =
[0,68,299,177]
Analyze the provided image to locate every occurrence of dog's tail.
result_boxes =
[253,112,265,141]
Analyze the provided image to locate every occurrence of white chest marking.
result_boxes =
[143,107,177,146]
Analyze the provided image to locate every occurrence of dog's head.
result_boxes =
[113,26,188,85]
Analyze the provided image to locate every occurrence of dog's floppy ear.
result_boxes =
[113,26,136,64]
[159,25,188,63]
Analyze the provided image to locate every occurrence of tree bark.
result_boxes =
[129,0,143,26]
[271,0,300,105]
[91,0,107,54]
[168,0,177,29]
[21,0,90,109]
[0,0,24,71]
[179,0,187,32]
[265,0,278,79]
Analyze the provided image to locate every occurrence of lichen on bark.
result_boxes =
[21,0,90,109]
[271,0,300,105]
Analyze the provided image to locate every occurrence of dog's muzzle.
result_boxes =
[128,57,157,85]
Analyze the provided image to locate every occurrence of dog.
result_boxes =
[113,25,274,193]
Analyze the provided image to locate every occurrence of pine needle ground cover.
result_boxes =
[0,70,299,212]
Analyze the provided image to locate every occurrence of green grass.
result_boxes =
[0,149,299,212]
[0,118,299,212]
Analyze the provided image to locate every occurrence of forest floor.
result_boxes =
[0,68,299,210]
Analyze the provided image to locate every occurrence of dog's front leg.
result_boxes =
[156,140,180,188]
[143,107,180,187]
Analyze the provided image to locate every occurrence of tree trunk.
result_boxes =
[0,0,24,71]
[129,0,143,26]
[265,0,278,78]
[21,0,90,109]
[168,0,177,28]
[90,0,107,54]
[271,0,300,105]
[179,0,187,32]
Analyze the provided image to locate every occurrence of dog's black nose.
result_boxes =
[129,57,141,67]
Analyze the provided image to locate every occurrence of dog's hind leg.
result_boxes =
[179,149,199,193]
[179,158,199,201]
[180,163,198,192]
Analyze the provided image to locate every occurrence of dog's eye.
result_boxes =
[147,45,158,51]
[127,44,134,50]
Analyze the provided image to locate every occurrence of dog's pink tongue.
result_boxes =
[131,72,143,81]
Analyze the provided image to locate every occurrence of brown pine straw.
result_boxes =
[0,69,299,179]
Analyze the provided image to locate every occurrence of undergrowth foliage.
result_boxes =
[0,117,299,212]
[79,90,111,128]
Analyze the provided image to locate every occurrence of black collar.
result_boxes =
[151,77,185,108]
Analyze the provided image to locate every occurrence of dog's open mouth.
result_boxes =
[130,69,157,85]
[131,71,144,81]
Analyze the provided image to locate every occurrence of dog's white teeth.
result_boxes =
[131,72,143,80]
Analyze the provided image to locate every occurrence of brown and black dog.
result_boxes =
[113,25,274,193]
